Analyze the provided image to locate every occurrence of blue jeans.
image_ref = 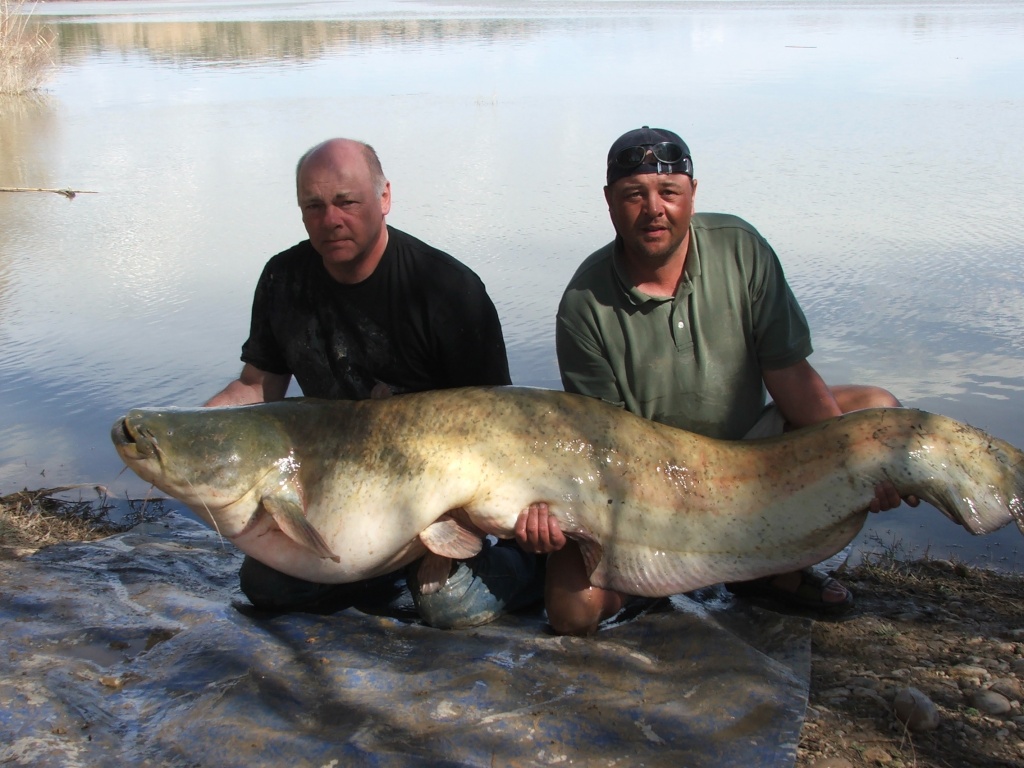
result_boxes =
[239,538,544,630]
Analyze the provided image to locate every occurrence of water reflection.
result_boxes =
[0,93,59,187]
[2,0,1023,569]
[0,92,60,362]
[49,17,546,67]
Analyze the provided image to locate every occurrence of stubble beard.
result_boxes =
[626,228,687,267]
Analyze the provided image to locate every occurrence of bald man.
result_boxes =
[207,138,543,629]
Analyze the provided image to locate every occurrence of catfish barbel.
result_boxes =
[111,387,1024,597]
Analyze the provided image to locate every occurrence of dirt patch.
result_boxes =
[3,490,1022,766]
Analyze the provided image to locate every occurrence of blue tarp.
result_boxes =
[0,514,811,767]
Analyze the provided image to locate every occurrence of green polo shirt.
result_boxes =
[556,212,812,439]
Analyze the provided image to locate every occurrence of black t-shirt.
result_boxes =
[240,226,511,399]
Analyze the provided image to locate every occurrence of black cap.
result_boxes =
[606,126,692,185]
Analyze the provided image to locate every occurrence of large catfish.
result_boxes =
[111,387,1024,597]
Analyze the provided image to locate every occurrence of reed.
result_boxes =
[0,0,54,94]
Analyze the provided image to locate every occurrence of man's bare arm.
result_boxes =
[204,364,291,406]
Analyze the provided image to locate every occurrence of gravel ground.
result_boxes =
[797,558,1024,768]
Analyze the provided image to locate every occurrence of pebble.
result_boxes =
[893,610,925,622]
[806,759,855,768]
[991,677,1024,701]
[862,746,892,763]
[953,663,989,676]
[821,686,850,700]
[973,689,1013,716]
[893,686,941,731]
[847,676,878,687]
[852,686,889,709]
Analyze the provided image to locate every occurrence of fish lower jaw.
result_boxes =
[115,446,148,463]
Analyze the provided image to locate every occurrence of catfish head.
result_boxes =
[111,405,338,561]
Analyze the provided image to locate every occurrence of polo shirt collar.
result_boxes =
[611,225,701,306]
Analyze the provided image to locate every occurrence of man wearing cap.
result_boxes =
[520,126,917,636]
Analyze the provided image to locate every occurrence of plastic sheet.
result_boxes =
[0,514,811,767]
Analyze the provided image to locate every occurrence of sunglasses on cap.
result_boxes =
[610,142,693,175]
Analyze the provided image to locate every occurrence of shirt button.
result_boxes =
[677,321,685,328]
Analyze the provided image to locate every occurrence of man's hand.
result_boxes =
[515,502,567,554]
[870,481,920,513]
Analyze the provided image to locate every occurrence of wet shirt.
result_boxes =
[241,226,511,398]
[556,213,812,439]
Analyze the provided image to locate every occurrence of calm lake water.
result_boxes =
[2,0,1023,568]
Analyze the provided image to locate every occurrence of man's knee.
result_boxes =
[832,384,901,412]
[546,595,604,636]
[544,543,625,636]
[238,555,337,611]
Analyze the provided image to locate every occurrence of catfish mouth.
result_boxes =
[111,416,158,461]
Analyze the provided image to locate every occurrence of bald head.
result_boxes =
[296,139,388,199]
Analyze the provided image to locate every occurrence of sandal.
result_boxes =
[726,567,854,615]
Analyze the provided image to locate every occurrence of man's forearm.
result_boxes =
[204,365,290,406]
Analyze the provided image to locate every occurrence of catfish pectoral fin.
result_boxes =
[419,512,485,558]
[573,535,605,581]
[261,496,340,563]
[416,553,453,595]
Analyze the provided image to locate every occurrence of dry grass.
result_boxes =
[0,486,167,557]
[0,0,55,94]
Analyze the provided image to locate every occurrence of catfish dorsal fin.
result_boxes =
[261,492,340,563]
[419,510,485,559]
